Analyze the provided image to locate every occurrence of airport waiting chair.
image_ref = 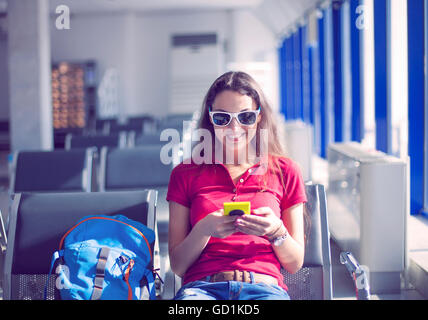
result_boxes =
[280,183,333,300]
[0,210,7,290]
[0,211,6,252]
[98,145,175,191]
[98,145,176,298]
[171,183,333,300]
[162,113,194,123]
[134,131,176,147]
[2,190,158,300]
[10,148,97,194]
[157,113,195,134]
[98,145,176,234]
[95,118,117,135]
[64,132,127,152]
[128,115,158,134]
[109,122,144,136]
[96,116,156,136]
[65,133,129,185]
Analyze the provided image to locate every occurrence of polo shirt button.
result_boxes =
[248,169,252,173]
[239,178,244,183]
[232,188,236,193]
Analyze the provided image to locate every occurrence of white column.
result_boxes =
[7,0,53,151]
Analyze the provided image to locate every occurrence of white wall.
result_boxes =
[50,13,136,117]
[133,10,230,116]
[228,9,279,112]
[50,9,279,118]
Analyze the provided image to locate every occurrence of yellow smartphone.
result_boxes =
[223,202,251,216]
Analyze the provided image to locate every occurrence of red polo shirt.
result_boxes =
[166,156,307,290]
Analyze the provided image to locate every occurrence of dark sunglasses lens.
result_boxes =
[212,113,231,126]
[238,112,257,125]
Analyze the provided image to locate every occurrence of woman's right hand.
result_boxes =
[196,209,237,239]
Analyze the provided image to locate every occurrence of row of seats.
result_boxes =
[64,130,184,153]
[3,190,158,300]
[1,144,175,299]
[8,145,173,194]
[95,113,195,136]
[9,111,197,194]
[0,111,350,300]
[62,112,197,164]
[1,183,335,300]
[1,143,175,298]
[1,113,199,300]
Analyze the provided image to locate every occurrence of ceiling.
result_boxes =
[0,0,322,38]
[253,0,320,37]
[47,0,264,13]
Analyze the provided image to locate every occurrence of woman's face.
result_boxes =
[210,90,261,159]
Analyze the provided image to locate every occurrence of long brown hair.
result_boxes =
[197,71,311,241]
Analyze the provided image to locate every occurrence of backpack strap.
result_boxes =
[44,250,63,300]
[145,270,156,300]
[90,247,110,300]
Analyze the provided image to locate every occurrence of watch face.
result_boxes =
[273,237,284,246]
[273,234,287,246]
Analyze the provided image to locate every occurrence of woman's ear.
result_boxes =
[208,114,215,126]
[206,108,214,125]
[257,113,262,124]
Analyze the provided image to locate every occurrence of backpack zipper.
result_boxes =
[59,216,152,261]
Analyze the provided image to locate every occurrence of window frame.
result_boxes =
[407,0,426,216]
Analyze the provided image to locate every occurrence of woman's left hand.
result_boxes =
[234,207,283,238]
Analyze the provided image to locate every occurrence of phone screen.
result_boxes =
[223,202,251,216]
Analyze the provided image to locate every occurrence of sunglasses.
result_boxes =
[209,107,261,127]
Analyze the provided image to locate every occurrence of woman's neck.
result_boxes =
[223,162,252,169]
[221,144,258,166]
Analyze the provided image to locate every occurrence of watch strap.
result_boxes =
[268,222,288,245]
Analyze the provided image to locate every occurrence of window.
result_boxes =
[408,0,425,215]
[301,24,311,124]
[425,0,428,217]
[350,0,363,142]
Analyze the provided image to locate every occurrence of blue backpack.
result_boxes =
[46,215,157,300]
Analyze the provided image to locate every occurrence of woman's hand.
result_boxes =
[196,209,237,239]
[234,207,283,239]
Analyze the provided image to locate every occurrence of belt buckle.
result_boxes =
[236,270,250,283]
[241,270,246,283]
[233,270,239,282]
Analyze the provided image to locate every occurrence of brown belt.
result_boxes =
[203,270,278,286]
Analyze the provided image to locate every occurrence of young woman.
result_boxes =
[167,71,307,300]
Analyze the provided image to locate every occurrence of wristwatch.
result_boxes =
[271,232,288,246]
[269,223,289,247]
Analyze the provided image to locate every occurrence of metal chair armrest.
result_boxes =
[340,251,371,300]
